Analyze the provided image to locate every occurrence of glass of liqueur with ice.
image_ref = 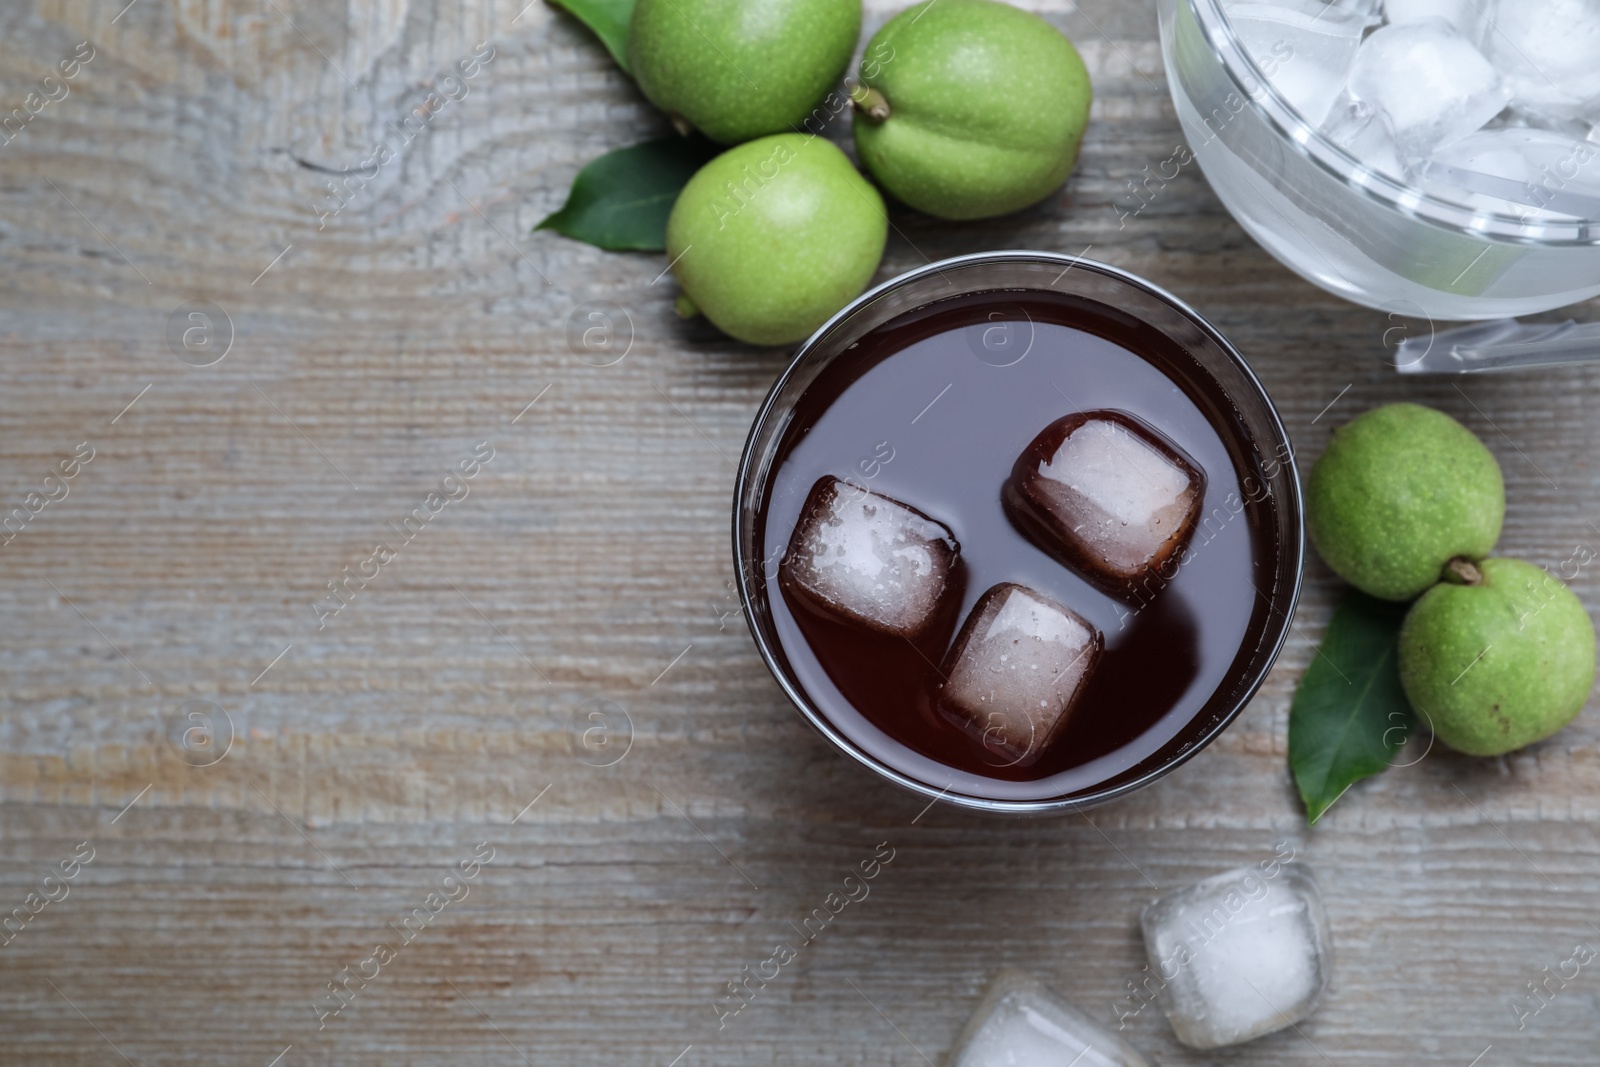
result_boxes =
[1159,0,1600,319]
[733,253,1305,814]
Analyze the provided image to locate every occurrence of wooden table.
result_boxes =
[2,1,1597,1063]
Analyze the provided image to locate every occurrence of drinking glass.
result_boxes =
[732,252,1306,814]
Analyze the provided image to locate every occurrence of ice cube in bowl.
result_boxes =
[1223,0,1371,125]
[1347,18,1510,162]
[1487,0,1600,117]
[1382,0,1486,37]
[1322,96,1407,179]
[1425,127,1600,219]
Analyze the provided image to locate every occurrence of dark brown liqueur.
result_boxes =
[756,289,1285,801]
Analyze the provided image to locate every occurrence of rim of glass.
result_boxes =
[1190,0,1600,246]
[731,250,1307,816]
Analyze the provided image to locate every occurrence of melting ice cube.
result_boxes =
[1140,862,1332,1049]
[1323,96,1408,178]
[1487,0,1600,118]
[1347,19,1510,161]
[1382,0,1487,38]
[780,476,959,641]
[1330,0,1386,20]
[947,969,1152,1067]
[1425,127,1600,218]
[1225,0,1372,126]
[936,583,1101,768]
[1005,411,1205,597]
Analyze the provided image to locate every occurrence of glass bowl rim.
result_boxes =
[731,250,1307,815]
[1184,0,1600,247]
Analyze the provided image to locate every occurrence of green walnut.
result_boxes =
[1400,558,1595,756]
[1307,403,1504,601]
[666,134,886,346]
[628,0,861,144]
[850,0,1092,220]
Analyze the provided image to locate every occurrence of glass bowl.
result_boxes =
[1158,0,1600,320]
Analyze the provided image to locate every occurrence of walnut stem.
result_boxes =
[849,84,890,122]
[1443,557,1484,586]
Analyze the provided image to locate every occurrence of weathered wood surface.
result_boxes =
[2,0,1599,1063]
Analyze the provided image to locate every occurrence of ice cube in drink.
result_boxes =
[1005,411,1205,598]
[780,476,960,642]
[936,583,1101,767]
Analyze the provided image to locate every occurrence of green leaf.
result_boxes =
[1289,590,1416,825]
[547,0,635,73]
[536,136,719,252]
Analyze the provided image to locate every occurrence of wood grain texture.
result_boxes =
[2,0,1599,1064]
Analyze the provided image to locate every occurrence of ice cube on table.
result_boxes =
[1223,1,1371,126]
[1323,96,1408,178]
[1141,862,1332,1050]
[780,476,959,641]
[947,969,1152,1067]
[1382,0,1486,39]
[1347,19,1510,161]
[1488,0,1600,117]
[1006,411,1204,596]
[936,583,1101,768]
